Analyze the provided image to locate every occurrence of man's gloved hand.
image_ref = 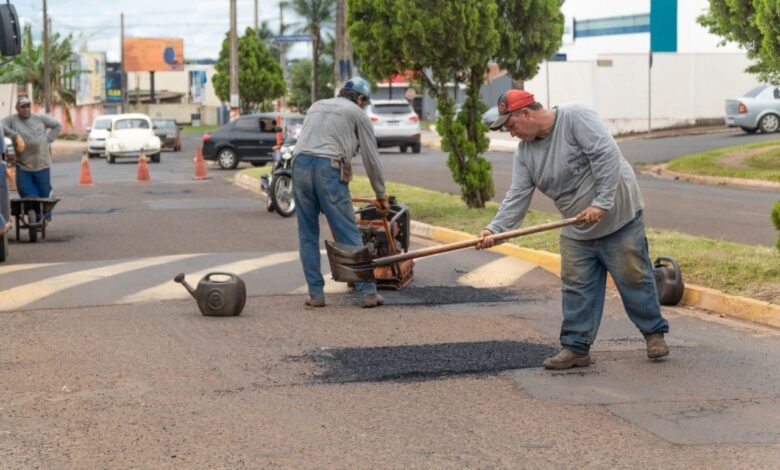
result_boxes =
[13,135,25,153]
[375,196,389,218]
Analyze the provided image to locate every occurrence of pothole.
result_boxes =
[307,340,558,383]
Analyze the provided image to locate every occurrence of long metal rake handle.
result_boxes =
[370,217,580,268]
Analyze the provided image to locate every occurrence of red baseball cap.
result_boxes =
[489,89,536,130]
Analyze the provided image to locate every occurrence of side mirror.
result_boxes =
[85,127,91,133]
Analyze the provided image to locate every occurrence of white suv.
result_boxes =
[365,100,421,153]
[87,116,111,158]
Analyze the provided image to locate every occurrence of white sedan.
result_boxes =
[104,113,162,164]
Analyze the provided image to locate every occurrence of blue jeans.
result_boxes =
[16,168,53,221]
[559,211,669,355]
[292,154,377,300]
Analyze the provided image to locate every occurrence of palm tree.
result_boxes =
[0,25,81,122]
[291,0,335,103]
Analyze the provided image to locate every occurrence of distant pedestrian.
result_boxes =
[2,96,62,203]
[292,77,387,308]
[476,89,670,369]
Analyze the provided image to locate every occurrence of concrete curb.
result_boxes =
[644,164,780,192]
[409,220,780,330]
[232,172,780,330]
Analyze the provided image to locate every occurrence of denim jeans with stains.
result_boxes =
[558,211,669,355]
[292,154,377,300]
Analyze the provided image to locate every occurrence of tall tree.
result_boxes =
[349,0,563,208]
[213,27,286,113]
[289,58,334,111]
[292,0,336,103]
[698,0,780,83]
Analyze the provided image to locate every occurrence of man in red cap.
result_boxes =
[477,90,669,370]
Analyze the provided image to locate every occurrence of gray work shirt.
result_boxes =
[486,103,644,240]
[2,113,62,172]
[293,96,385,199]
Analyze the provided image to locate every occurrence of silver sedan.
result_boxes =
[725,84,780,134]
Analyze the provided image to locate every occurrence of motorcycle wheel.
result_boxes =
[270,174,295,217]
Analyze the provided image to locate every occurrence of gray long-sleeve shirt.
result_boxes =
[486,103,644,240]
[2,113,62,172]
[293,97,385,199]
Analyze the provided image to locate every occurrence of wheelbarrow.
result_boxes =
[326,217,579,283]
[10,197,60,242]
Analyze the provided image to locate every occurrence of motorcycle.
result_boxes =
[260,136,296,217]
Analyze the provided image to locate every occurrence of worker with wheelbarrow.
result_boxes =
[2,95,62,222]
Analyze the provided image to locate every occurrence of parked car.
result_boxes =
[201,113,280,169]
[482,105,499,126]
[87,116,112,158]
[365,100,421,153]
[725,85,780,134]
[152,118,182,151]
[104,113,162,164]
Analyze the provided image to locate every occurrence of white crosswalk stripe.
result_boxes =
[0,248,539,312]
[0,254,199,312]
[118,252,301,304]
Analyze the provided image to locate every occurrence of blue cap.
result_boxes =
[343,77,371,102]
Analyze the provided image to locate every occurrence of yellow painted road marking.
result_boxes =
[0,254,199,312]
[118,251,301,303]
[457,256,535,288]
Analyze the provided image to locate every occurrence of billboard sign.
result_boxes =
[76,51,106,105]
[189,70,208,104]
[123,37,184,72]
[105,62,122,103]
[274,35,311,43]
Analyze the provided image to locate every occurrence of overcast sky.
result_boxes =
[13,0,314,62]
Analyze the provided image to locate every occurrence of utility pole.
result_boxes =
[26,24,32,91]
[42,0,51,113]
[279,1,286,111]
[229,0,239,120]
[120,13,126,113]
[334,0,353,91]
[254,0,259,36]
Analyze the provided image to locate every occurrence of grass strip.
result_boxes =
[240,168,780,305]
[666,139,780,182]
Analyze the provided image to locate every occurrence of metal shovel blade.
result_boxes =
[325,240,378,282]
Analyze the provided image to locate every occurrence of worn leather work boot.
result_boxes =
[645,333,670,359]
[304,297,326,308]
[361,294,384,308]
[543,349,591,370]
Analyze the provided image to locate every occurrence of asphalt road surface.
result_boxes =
[1,132,778,467]
[364,130,780,246]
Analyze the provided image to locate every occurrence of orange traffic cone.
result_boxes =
[78,151,94,186]
[275,114,283,145]
[193,146,210,180]
[136,149,150,182]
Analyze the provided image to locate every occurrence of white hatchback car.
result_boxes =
[87,116,112,158]
[104,113,162,164]
[365,100,421,153]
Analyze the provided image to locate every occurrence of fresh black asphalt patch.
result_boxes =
[309,341,558,383]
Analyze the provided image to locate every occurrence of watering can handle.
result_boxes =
[654,257,680,280]
[205,272,237,281]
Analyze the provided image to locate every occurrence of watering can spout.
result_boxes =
[174,273,197,300]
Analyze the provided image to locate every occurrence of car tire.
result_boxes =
[740,126,758,134]
[107,154,115,164]
[759,113,780,133]
[0,232,7,262]
[411,143,421,153]
[151,153,161,163]
[218,148,238,169]
[400,145,408,153]
[88,152,98,158]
